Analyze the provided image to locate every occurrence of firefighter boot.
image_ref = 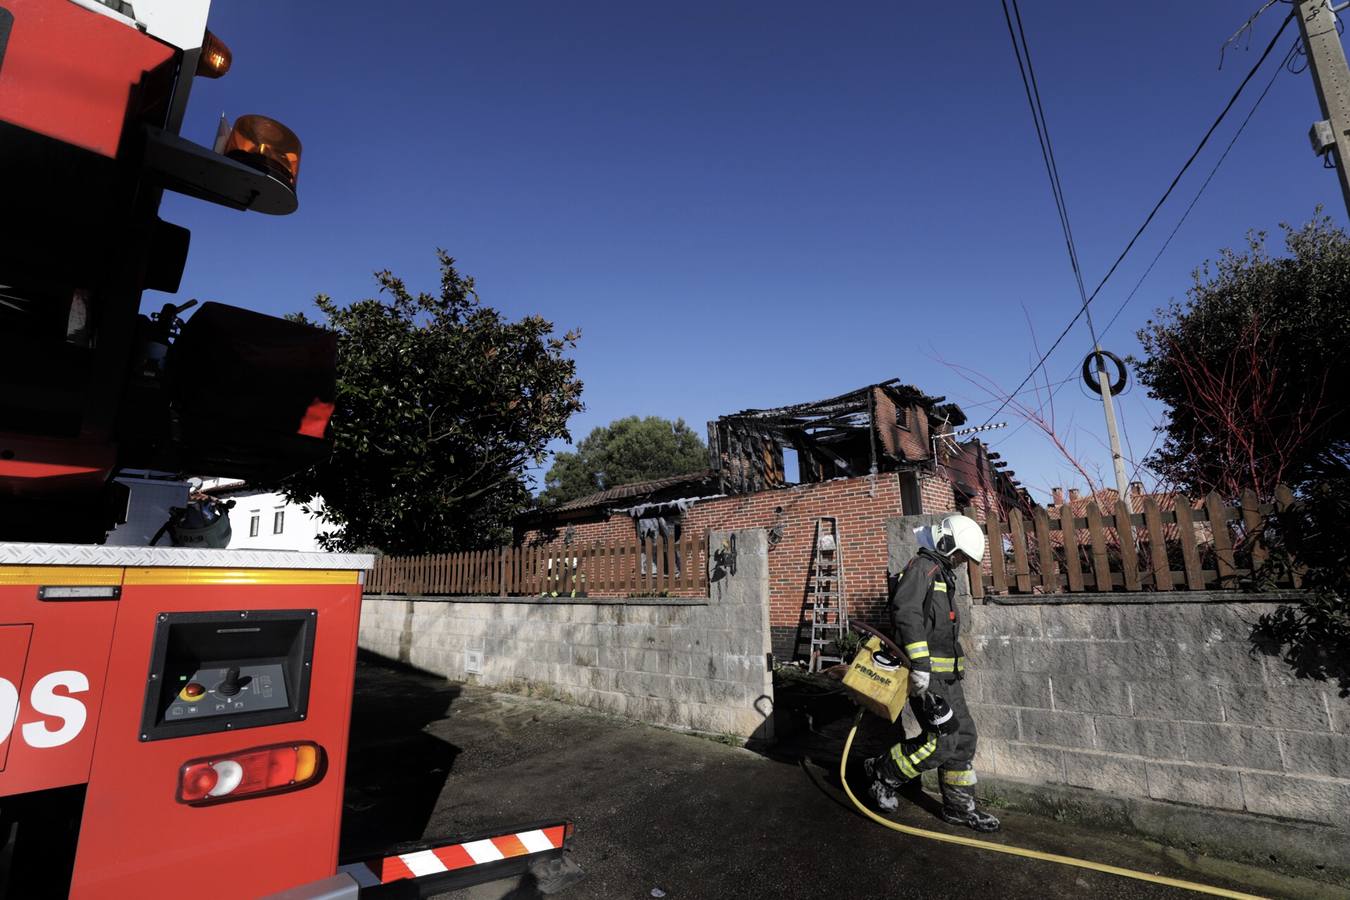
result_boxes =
[939,783,1000,832]
[863,756,901,813]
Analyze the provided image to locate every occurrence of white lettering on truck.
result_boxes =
[0,671,90,749]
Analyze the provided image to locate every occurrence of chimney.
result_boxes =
[1051,487,1064,506]
[1068,488,1081,502]
[1130,481,1144,497]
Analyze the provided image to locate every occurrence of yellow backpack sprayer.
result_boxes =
[835,623,1264,900]
[841,630,909,723]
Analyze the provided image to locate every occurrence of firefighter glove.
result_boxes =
[917,691,958,735]
[909,669,931,694]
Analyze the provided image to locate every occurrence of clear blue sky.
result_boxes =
[162,1,1341,503]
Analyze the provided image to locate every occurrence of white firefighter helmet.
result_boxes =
[936,514,985,564]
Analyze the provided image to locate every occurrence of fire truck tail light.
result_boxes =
[176,742,325,806]
[222,115,302,189]
[208,759,245,796]
[180,764,219,802]
[294,744,319,782]
[197,31,232,78]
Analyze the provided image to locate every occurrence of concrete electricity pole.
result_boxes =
[1297,0,1350,216]
[1091,350,1131,499]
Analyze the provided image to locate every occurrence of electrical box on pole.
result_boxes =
[1297,0,1350,217]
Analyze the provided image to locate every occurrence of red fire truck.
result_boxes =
[0,3,571,897]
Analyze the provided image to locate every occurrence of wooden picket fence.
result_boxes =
[967,485,1301,598]
[364,531,707,598]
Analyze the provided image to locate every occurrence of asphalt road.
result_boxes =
[340,654,1342,900]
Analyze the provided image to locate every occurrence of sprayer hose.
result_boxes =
[838,710,1267,900]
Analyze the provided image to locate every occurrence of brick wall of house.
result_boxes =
[525,517,629,549]
[684,474,903,640]
[523,474,908,662]
[918,473,956,514]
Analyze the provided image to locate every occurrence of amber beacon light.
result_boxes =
[222,115,303,188]
[197,31,232,78]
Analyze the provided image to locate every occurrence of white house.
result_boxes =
[198,478,328,552]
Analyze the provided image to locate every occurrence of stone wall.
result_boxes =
[887,515,1350,833]
[359,529,774,740]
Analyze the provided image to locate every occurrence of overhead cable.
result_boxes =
[981,6,1296,427]
[1098,40,1298,342]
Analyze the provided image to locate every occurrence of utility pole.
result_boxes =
[1297,0,1350,216]
[1087,349,1131,499]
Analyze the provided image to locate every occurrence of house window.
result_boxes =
[781,447,801,485]
[249,513,260,537]
[273,509,285,534]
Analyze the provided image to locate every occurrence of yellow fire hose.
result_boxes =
[838,709,1267,899]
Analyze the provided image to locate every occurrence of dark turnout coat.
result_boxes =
[889,547,966,679]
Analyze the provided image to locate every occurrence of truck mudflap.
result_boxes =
[334,820,577,898]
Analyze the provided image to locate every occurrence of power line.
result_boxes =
[1013,36,1295,437]
[958,375,1078,410]
[1000,0,1100,381]
[981,6,1296,427]
[1011,1,1103,343]
[1098,40,1298,342]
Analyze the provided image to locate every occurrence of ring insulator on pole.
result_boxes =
[1082,350,1128,395]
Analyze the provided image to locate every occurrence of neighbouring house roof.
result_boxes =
[1043,487,1210,547]
[1048,487,1203,518]
[545,470,720,516]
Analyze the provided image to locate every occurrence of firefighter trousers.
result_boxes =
[880,678,979,810]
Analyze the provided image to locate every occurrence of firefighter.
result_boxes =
[864,514,1000,832]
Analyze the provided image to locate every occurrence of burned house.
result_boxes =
[706,379,1021,513]
[519,380,1024,662]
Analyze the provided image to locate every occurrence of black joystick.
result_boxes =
[217,666,252,696]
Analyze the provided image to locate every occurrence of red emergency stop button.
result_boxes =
[180,682,206,701]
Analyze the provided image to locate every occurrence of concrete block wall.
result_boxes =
[886,514,1350,830]
[963,601,1350,829]
[360,529,774,740]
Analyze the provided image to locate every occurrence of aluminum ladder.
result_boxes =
[807,516,849,672]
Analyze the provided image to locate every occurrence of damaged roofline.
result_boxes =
[717,378,948,424]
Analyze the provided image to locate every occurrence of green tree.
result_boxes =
[1135,212,1350,695]
[280,252,583,553]
[1251,452,1350,696]
[539,416,707,506]
[1135,213,1350,498]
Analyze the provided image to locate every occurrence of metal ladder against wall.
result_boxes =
[807,516,849,672]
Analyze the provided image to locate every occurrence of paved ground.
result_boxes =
[340,654,1343,900]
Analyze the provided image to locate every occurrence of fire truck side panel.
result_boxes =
[68,574,362,900]
[0,569,121,794]
[0,0,177,158]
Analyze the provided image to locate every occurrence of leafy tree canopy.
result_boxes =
[1252,450,1350,697]
[1136,212,1350,695]
[280,252,583,553]
[1135,212,1350,498]
[539,416,707,507]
